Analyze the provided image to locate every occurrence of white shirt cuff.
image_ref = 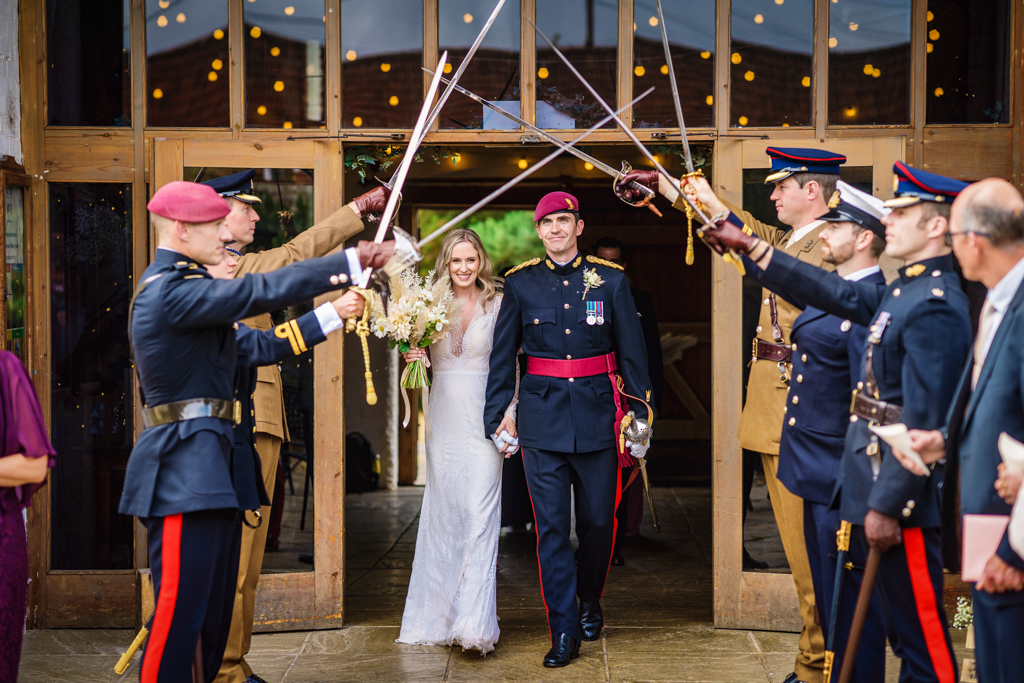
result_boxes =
[314,302,345,335]
[344,247,362,279]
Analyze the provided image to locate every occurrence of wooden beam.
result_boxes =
[1012,0,1023,189]
[909,0,927,167]
[813,0,828,138]
[43,129,135,181]
[922,127,1013,180]
[151,139,184,262]
[19,0,50,629]
[229,0,244,137]
[713,0,730,134]
[663,364,710,426]
[521,0,536,127]
[617,0,633,129]
[710,137,743,629]
[325,0,341,136]
[312,140,345,628]
[182,138,316,168]
[424,0,438,134]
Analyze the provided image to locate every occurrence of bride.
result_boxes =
[397,229,518,654]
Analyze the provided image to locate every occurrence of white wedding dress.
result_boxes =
[397,294,514,654]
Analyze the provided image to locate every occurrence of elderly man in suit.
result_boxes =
[622,147,848,683]
[896,178,1024,683]
[202,170,390,683]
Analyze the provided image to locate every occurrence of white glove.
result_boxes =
[491,429,520,455]
[629,440,650,459]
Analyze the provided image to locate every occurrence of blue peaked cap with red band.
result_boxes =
[764,147,847,184]
[884,161,969,208]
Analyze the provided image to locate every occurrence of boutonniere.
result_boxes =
[582,268,604,300]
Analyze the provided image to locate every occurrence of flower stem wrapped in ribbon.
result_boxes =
[370,269,462,427]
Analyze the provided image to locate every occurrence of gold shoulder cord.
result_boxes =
[680,170,706,266]
[345,288,377,405]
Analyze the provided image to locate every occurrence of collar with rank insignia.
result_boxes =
[586,300,605,326]
[905,264,926,277]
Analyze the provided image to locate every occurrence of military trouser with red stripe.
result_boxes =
[142,509,242,683]
[856,525,957,683]
[522,446,621,644]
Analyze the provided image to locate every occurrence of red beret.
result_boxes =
[534,191,580,223]
[147,181,231,223]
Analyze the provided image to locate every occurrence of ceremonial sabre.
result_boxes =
[357,51,449,288]
[823,520,852,683]
[418,88,655,249]
[424,69,662,216]
[837,546,881,683]
[384,0,507,187]
[530,18,746,274]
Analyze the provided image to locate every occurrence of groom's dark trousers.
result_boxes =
[523,446,620,642]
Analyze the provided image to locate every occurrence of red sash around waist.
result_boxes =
[525,352,617,378]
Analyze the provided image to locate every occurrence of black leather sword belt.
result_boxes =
[753,338,792,363]
[142,398,241,429]
[849,389,902,425]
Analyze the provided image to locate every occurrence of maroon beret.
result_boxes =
[147,181,231,223]
[534,191,581,223]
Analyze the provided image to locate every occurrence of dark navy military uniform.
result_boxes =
[484,253,652,644]
[756,251,970,683]
[121,247,352,682]
[942,263,1024,683]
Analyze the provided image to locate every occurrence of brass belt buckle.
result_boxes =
[233,400,242,426]
[866,438,879,457]
[777,362,790,385]
[849,388,859,414]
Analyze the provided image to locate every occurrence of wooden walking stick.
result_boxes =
[837,546,882,683]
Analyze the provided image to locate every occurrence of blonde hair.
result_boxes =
[431,228,501,306]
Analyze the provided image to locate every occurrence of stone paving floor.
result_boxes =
[19,486,968,682]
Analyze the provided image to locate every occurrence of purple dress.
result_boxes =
[0,351,55,682]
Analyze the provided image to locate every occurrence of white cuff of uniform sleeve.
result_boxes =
[344,247,362,280]
[659,173,681,204]
[314,302,345,336]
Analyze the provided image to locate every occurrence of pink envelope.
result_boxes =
[962,514,1010,582]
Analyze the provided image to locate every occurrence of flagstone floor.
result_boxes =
[19,486,967,683]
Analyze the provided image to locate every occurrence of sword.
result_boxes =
[637,455,660,531]
[530,17,746,275]
[653,0,693,175]
[823,520,852,683]
[357,51,449,288]
[423,69,662,217]
[114,615,152,676]
[383,0,506,189]
[417,88,654,249]
[837,546,881,683]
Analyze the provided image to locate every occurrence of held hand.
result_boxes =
[864,509,902,553]
[615,169,660,203]
[350,186,392,218]
[977,554,1024,594]
[699,217,761,256]
[995,463,1024,504]
[893,429,946,476]
[497,415,518,441]
[357,240,396,270]
[332,291,366,319]
[681,174,727,216]
[403,348,427,364]
[492,416,519,458]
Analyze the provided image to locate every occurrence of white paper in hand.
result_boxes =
[869,423,930,477]
[998,432,1024,474]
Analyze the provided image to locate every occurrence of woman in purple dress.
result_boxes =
[0,351,55,682]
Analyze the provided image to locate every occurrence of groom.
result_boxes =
[485,192,653,667]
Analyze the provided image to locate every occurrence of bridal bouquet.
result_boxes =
[370,268,461,393]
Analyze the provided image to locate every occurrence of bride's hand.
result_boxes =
[403,348,427,364]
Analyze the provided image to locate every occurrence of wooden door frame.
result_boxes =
[147,138,347,630]
[711,136,906,631]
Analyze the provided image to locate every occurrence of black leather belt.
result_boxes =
[142,398,241,429]
[849,389,902,425]
[753,338,792,363]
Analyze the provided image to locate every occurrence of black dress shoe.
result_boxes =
[611,551,625,566]
[742,546,769,570]
[543,633,580,667]
[578,599,603,641]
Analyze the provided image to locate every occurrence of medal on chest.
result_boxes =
[586,301,605,326]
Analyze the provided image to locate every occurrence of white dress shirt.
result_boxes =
[785,220,825,249]
[975,255,1024,363]
[843,264,881,282]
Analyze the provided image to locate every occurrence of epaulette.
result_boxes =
[173,261,201,271]
[505,257,542,277]
[586,255,624,271]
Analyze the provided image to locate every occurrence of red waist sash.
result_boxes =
[525,353,633,468]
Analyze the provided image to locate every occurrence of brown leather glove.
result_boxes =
[357,240,396,269]
[352,186,392,218]
[699,217,760,256]
[614,169,660,203]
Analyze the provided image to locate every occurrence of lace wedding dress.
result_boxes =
[398,294,514,654]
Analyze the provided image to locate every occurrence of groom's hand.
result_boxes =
[493,416,519,457]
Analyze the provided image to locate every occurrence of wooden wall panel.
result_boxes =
[45,573,136,628]
[43,130,135,181]
[182,139,316,169]
[921,127,1014,180]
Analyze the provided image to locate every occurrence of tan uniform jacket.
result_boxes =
[234,205,365,441]
[668,193,834,454]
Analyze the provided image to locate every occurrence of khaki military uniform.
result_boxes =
[669,190,831,683]
[215,205,365,683]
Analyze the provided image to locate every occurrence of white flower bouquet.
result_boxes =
[370,269,461,393]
